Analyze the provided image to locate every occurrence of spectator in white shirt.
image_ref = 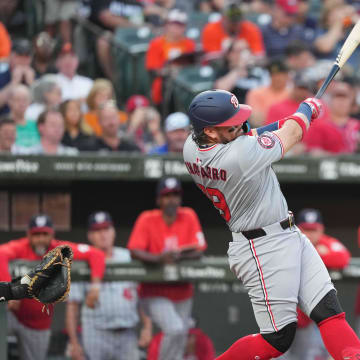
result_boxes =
[55,43,93,104]
[15,109,78,155]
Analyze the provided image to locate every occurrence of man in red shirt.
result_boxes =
[278,208,351,360]
[201,1,264,56]
[127,177,207,360]
[304,79,360,155]
[0,213,106,360]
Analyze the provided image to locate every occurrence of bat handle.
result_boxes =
[315,64,340,99]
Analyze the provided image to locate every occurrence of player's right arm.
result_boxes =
[252,98,322,154]
[0,239,27,281]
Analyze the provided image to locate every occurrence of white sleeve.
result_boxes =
[68,281,86,303]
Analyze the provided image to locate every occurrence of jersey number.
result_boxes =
[197,184,231,222]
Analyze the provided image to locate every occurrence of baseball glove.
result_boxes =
[24,245,73,312]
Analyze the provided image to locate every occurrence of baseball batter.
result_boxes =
[183,89,360,360]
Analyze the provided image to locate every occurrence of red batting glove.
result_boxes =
[303,97,322,120]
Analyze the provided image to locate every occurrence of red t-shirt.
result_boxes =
[304,117,360,154]
[0,238,105,330]
[146,35,196,104]
[201,19,264,55]
[297,233,350,328]
[127,207,207,301]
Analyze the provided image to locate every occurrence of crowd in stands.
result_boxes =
[1,0,360,156]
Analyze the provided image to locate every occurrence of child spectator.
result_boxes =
[84,78,127,136]
[8,84,40,148]
[60,99,95,151]
[146,9,196,105]
[25,75,62,122]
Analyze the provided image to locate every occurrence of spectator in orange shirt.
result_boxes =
[0,22,11,59]
[278,208,350,360]
[201,1,265,56]
[146,9,196,105]
[128,177,207,360]
[84,79,127,136]
[246,58,290,127]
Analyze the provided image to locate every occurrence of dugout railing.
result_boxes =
[1,258,360,359]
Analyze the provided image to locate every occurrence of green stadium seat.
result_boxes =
[173,65,216,112]
[113,26,155,104]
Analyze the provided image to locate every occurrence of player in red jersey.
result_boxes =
[0,213,106,360]
[127,177,207,360]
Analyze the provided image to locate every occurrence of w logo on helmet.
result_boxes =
[230,95,239,109]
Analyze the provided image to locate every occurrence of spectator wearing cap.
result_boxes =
[214,39,270,104]
[55,43,93,103]
[277,208,350,360]
[8,84,40,147]
[89,0,144,80]
[25,75,62,122]
[15,109,78,155]
[0,38,35,116]
[146,9,196,105]
[261,0,312,58]
[126,95,165,152]
[31,32,57,78]
[128,177,207,360]
[84,79,127,136]
[304,78,360,155]
[149,112,190,154]
[66,211,152,360]
[201,2,265,56]
[246,58,290,127]
[87,100,140,152]
[0,213,106,360]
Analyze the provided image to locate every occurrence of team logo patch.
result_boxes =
[230,94,239,109]
[257,134,275,149]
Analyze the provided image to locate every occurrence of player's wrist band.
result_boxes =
[296,103,312,122]
[256,122,280,135]
[283,115,308,140]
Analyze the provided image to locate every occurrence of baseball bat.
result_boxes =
[315,20,360,99]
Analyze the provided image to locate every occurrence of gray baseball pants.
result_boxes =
[228,224,334,333]
[142,297,193,360]
[82,326,139,360]
[7,310,51,360]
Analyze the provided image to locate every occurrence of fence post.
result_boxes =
[0,302,7,360]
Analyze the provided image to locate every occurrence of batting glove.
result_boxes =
[303,98,322,121]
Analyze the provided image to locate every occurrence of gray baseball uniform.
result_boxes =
[69,247,139,360]
[183,132,334,333]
